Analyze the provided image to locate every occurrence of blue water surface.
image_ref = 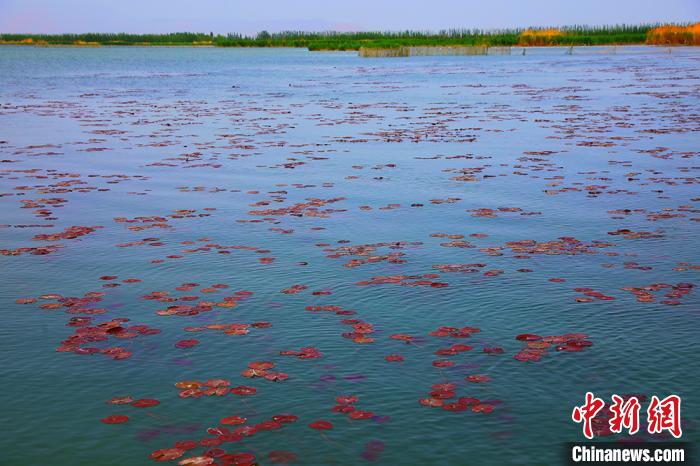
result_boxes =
[0,45,699,465]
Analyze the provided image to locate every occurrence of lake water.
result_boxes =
[0,45,698,465]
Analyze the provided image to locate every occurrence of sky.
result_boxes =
[1,0,698,34]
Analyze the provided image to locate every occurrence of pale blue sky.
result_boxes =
[1,0,698,34]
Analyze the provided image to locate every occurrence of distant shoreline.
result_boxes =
[0,42,218,48]
[4,43,699,48]
[1,23,698,51]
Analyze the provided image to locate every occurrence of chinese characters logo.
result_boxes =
[572,392,681,439]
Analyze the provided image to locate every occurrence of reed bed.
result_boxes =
[646,23,700,45]
[518,28,563,46]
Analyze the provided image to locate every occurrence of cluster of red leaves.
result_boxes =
[248,197,346,219]
[468,207,540,218]
[183,322,271,336]
[419,382,498,414]
[280,347,322,359]
[622,282,693,305]
[149,414,298,465]
[1,244,64,256]
[432,263,485,273]
[99,275,142,289]
[280,284,308,294]
[390,333,416,343]
[514,333,592,362]
[341,319,375,344]
[17,290,107,314]
[101,397,161,424]
[481,236,614,258]
[384,354,405,362]
[573,287,616,302]
[356,274,448,287]
[114,209,212,231]
[323,241,417,268]
[305,304,356,316]
[32,225,102,241]
[608,228,664,240]
[57,317,159,360]
[20,197,67,219]
[143,285,253,316]
[241,361,289,382]
[175,379,258,398]
[331,395,374,420]
[429,325,480,338]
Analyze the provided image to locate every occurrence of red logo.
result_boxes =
[572,393,682,439]
[571,392,606,439]
[609,394,641,435]
[647,395,682,438]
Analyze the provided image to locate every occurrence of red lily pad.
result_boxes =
[101,414,129,424]
[220,415,247,425]
[178,457,214,466]
[308,420,333,430]
[132,398,160,408]
[150,448,186,461]
[349,410,373,420]
[466,375,491,383]
[230,386,257,395]
[175,339,200,349]
[106,396,134,404]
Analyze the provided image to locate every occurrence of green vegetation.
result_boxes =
[0,24,692,50]
[215,30,521,50]
[214,25,652,50]
[0,32,214,46]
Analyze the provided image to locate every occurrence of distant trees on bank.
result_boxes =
[1,23,698,49]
